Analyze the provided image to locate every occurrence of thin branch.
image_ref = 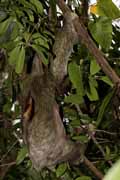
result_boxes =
[96,129,117,135]
[0,161,16,167]
[84,156,104,180]
[91,135,113,166]
[0,140,18,163]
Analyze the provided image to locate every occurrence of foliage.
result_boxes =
[103,159,120,180]
[0,0,120,180]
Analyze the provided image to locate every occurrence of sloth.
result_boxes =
[22,55,84,170]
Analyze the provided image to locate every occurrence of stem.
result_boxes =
[84,156,104,180]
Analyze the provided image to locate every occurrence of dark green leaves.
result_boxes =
[96,90,114,127]
[30,0,43,15]
[86,77,99,101]
[103,159,120,180]
[90,57,101,75]
[31,44,48,65]
[8,45,25,74]
[89,17,112,51]
[68,62,84,95]
[65,94,84,104]
[16,146,28,165]
[97,0,120,20]
[65,62,84,104]
[0,18,12,35]
[15,46,25,74]
[32,33,49,49]
[100,76,113,87]
[75,176,92,180]
[56,163,67,177]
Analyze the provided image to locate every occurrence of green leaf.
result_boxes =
[43,30,54,39]
[100,76,113,87]
[0,11,7,22]
[68,62,84,96]
[16,146,28,165]
[87,86,98,101]
[105,146,111,160]
[75,176,92,180]
[86,77,99,101]
[0,21,18,46]
[64,94,84,104]
[80,114,92,124]
[34,38,49,49]
[56,163,67,177]
[31,44,48,65]
[72,135,88,143]
[3,102,12,114]
[9,46,21,66]
[32,33,49,49]
[97,0,120,20]
[10,22,19,40]
[89,17,112,51]
[103,159,120,180]
[30,0,43,15]
[0,18,12,35]
[15,46,25,74]
[90,57,101,75]
[24,9,34,22]
[96,90,114,127]
[2,41,19,51]
[20,0,36,12]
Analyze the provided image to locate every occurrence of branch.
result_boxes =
[56,0,120,85]
[84,156,104,180]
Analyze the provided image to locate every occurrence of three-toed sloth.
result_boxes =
[22,55,84,170]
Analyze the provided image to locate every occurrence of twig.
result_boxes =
[96,129,117,135]
[84,156,104,180]
[91,135,112,166]
[91,135,106,158]
[0,140,18,163]
[0,161,16,167]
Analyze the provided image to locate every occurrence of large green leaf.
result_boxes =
[10,22,19,40]
[34,38,49,49]
[56,163,67,177]
[31,44,48,65]
[64,94,84,104]
[90,57,101,75]
[16,146,28,165]
[19,0,36,12]
[68,62,84,96]
[89,17,112,51]
[96,90,114,127]
[15,46,25,74]
[103,159,120,180]
[30,0,43,15]
[97,0,120,20]
[86,77,99,101]
[24,8,34,22]
[0,21,18,43]
[0,11,7,22]
[32,33,49,49]
[0,18,12,35]
[9,46,21,66]
[100,76,113,87]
